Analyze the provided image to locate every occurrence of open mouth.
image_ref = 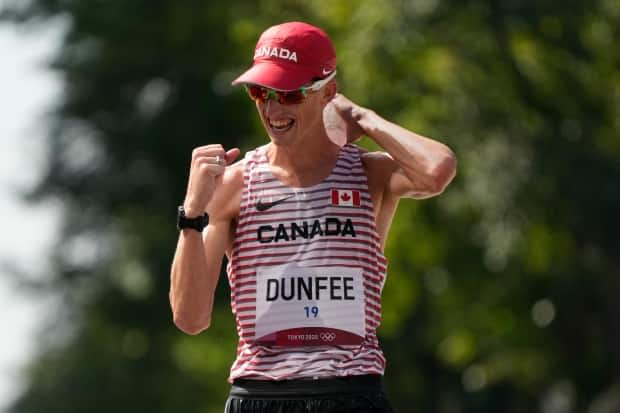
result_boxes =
[269,118,295,132]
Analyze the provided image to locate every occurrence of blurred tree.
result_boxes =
[2,0,619,412]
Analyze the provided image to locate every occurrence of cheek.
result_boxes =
[305,106,324,127]
[299,99,324,126]
[257,103,270,124]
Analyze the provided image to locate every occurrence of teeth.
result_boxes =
[270,119,293,129]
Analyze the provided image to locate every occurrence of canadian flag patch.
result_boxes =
[331,189,361,207]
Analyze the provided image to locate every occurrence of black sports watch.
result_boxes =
[176,206,209,232]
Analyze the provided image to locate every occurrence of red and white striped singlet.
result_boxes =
[226,144,388,381]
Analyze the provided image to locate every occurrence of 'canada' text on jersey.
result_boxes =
[257,217,356,243]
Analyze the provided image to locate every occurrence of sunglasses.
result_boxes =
[245,70,337,105]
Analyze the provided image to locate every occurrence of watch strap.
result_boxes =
[176,205,209,232]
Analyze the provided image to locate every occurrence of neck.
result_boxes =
[266,134,341,187]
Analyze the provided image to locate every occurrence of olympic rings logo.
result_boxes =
[320,332,336,342]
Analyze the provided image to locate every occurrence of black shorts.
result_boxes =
[225,374,394,413]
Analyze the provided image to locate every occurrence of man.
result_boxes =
[170,21,456,412]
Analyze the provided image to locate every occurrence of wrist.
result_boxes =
[177,205,209,232]
[182,202,204,218]
[356,108,377,136]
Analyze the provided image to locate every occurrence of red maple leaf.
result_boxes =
[341,192,351,201]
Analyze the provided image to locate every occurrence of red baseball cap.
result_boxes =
[232,22,337,91]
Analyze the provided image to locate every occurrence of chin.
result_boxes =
[268,136,295,147]
[267,130,298,146]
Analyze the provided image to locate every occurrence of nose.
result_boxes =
[262,97,284,116]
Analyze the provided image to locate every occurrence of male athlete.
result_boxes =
[170,22,456,412]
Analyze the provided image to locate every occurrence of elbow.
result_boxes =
[172,312,211,335]
[429,152,457,195]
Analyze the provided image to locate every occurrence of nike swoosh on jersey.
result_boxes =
[255,195,294,211]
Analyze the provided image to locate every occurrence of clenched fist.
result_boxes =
[183,144,240,217]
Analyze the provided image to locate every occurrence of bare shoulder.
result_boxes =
[359,149,397,195]
[206,158,245,221]
[360,149,397,169]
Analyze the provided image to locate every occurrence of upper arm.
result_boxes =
[363,150,455,248]
[362,151,400,249]
[363,151,423,200]
[363,151,455,200]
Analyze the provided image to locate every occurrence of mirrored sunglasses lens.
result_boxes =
[246,86,306,105]
[247,86,266,102]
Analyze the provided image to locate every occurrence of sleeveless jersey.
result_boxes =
[226,144,388,381]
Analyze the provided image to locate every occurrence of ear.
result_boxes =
[321,80,338,105]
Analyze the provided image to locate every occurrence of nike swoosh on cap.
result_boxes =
[255,195,294,211]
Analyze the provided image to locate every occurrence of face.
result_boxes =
[254,82,335,147]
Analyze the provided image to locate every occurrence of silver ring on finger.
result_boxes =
[215,155,222,166]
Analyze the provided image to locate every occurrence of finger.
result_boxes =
[328,96,355,117]
[225,148,241,165]
[193,150,226,166]
[192,145,225,160]
[212,155,226,166]
[193,144,224,152]
[330,93,348,106]
[198,162,226,176]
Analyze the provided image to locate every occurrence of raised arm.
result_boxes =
[169,145,241,335]
[329,94,457,199]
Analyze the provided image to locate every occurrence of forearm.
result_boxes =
[169,229,219,335]
[359,109,457,195]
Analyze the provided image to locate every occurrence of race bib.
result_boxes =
[255,265,365,346]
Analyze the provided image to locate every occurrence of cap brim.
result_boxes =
[231,61,315,91]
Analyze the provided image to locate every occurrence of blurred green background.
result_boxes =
[2,0,619,412]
